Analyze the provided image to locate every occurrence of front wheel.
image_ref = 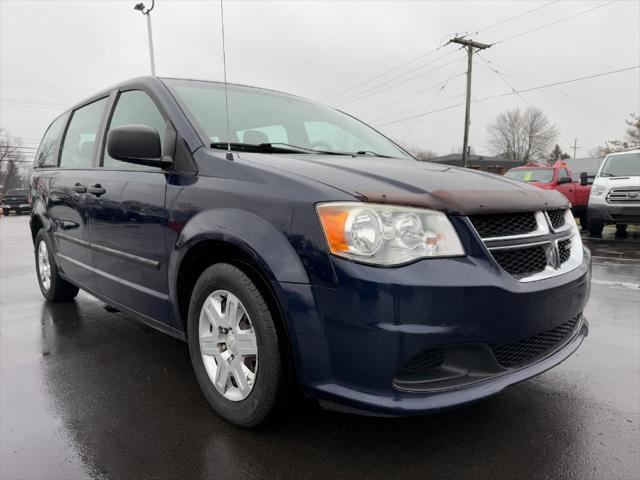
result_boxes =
[588,219,604,237]
[34,229,79,302]
[187,263,288,427]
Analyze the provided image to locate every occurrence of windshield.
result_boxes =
[163,79,411,159]
[599,152,640,177]
[505,168,554,183]
[6,189,26,196]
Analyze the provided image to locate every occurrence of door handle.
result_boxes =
[87,184,106,197]
[70,183,86,193]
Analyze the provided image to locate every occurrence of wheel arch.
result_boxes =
[168,208,309,360]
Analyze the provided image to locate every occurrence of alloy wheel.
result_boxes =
[37,240,51,291]
[199,290,258,401]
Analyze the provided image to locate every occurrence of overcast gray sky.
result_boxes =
[1,0,639,160]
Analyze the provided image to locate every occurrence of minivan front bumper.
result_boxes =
[276,247,591,415]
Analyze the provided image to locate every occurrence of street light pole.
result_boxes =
[134,1,156,76]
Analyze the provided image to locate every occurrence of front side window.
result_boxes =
[599,152,640,177]
[59,98,108,168]
[163,79,411,159]
[35,114,68,168]
[558,168,570,180]
[505,168,554,183]
[103,90,167,169]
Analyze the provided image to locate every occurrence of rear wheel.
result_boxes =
[578,211,589,231]
[187,263,288,427]
[35,229,79,302]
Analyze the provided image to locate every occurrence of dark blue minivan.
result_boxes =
[30,77,590,427]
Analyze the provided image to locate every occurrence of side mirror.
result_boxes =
[557,176,572,185]
[579,172,588,186]
[107,124,171,168]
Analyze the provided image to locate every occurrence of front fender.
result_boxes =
[167,208,311,330]
[172,208,309,283]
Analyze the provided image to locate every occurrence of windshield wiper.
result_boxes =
[210,142,311,154]
[210,142,346,155]
[261,143,344,155]
[355,150,391,158]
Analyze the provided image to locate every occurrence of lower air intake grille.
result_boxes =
[546,209,566,229]
[492,245,548,278]
[492,317,579,368]
[396,349,444,376]
[469,212,537,238]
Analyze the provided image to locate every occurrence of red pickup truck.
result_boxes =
[505,161,591,229]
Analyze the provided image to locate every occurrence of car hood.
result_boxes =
[236,153,569,215]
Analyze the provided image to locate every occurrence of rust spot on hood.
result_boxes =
[355,187,570,215]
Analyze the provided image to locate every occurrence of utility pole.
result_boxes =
[571,138,580,159]
[449,37,491,168]
[134,1,156,76]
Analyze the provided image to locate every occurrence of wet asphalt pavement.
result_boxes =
[1,215,639,480]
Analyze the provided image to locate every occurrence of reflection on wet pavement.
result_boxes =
[1,216,638,480]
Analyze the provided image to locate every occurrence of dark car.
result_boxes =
[1,188,31,215]
[30,77,591,427]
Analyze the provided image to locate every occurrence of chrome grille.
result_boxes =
[558,238,571,264]
[492,245,548,278]
[468,209,581,282]
[546,209,566,229]
[607,188,640,203]
[469,212,537,238]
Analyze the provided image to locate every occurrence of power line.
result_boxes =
[332,51,464,107]
[0,80,92,93]
[478,59,575,146]
[400,57,467,143]
[375,65,639,127]
[477,65,639,101]
[472,0,560,35]
[321,44,448,102]
[492,0,618,45]
[360,72,465,117]
[476,54,622,118]
[322,0,564,103]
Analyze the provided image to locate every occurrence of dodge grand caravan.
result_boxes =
[30,77,591,427]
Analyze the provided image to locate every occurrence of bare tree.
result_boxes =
[403,144,437,161]
[624,113,640,146]
[0,130,25,191]
[591,113,640,156]
[486,107,558,163]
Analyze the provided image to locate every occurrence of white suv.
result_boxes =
[587,149,640,236]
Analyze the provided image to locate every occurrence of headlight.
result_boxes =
[316,202,465,266]
[590,184,606,196]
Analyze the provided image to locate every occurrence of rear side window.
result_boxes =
[103,90,166,169]
[60,98,108,168]
[34,114,67,168]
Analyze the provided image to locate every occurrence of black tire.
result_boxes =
[34,229,79,302]
[2,208,9,216]
[615,224,628,238]
[187,263,288,428]
[588,219,604,237]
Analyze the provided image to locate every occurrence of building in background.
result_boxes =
[429,153,523,175]
[565,156,604,180]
